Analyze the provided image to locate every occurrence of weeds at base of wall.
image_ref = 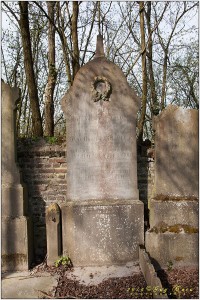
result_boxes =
[54,256,72,268]
[127,285,194,298]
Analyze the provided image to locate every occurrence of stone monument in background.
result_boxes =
[61,35,144,266]
[1,81,33,270]
[146,105,198,267]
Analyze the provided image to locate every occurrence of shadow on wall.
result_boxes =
[17,140,67,264]
[17,147,47,264]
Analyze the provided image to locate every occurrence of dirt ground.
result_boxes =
[32,262,198,299]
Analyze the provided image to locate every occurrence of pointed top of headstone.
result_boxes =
[95,34,105,58]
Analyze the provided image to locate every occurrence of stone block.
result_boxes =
[1,81,33,271]
[2,216,33,271]
[2,184,28,217]
[154,105,199,198]
[139,246,167,299]
[46,203,62,266]
[145,231,198,269]
[61,199,144,266]
[150,199,198,228]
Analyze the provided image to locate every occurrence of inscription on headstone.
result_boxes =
[62,38,140,202]
[61,35,144,266]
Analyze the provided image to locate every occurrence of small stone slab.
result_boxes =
[1,271,59,299]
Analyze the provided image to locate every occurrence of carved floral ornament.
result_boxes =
[91,76,112,102]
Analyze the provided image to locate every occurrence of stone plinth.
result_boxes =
[145,232,198,268]
[153,105,198,198]
[149,199,198,228]
[1,82,33,270]
[61,35,143,266]
[2,217,33,271]
[61,200,144,266]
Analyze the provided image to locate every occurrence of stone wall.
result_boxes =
[17,138,154,261]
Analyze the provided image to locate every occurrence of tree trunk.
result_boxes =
[138,1,147,144]
[56,2,72,86]
[71,1,80,79]
[161,51,168,110]
[44,1,57,136]
[146,2,159,116]
[18,1,43,136]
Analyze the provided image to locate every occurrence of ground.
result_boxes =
[31,261,198,299]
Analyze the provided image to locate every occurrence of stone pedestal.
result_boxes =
[62,200,144,266]
[149,199,198,228]
[147,106,199,268]
[1,82,33,271]
[146,232,198,269]
[2,217,33,271]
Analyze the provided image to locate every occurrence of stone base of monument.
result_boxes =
[145,231,198,269]
[61,199,144,266]
[2,216,33,271]
[149,199,198,228]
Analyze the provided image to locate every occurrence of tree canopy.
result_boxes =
[1,1,199,140]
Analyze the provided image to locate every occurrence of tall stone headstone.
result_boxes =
[61,35,144,266]
[153,105,198,199]
[146,105,198,268]
[1,81,33,270]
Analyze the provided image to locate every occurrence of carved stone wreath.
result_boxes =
[91,76,112,102]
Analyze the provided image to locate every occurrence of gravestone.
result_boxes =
[61,35,144,266]
[146,105,198,267]
[46,203,61,265]
[153,104,198,199]
[1,81,33,270]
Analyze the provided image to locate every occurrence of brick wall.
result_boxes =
[17,138,154,262]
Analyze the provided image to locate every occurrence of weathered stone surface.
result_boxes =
[2,185,28,217]
[2,216,33,271]
[2,82,21,185]
[153,105,198,199]
[1,82,33,270]
[61,200,144,266]
[17,140,152,259]
[145,231,198,268]
[46,203,62,265]
[61,36,140,201]
[139,246,167,299]
[60,35,143,266]
[149,199,198,228]
[2,82,26,217]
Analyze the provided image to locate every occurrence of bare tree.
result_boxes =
[44,1,57,136]
[154,2,198,110]
[137,1,147,144]
[18,1,43,136]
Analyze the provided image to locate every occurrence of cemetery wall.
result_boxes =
[17,139,154,260]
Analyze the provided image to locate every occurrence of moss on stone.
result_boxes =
[153,194,198,201]
[150,223,198,234]
[2,253,27,266]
